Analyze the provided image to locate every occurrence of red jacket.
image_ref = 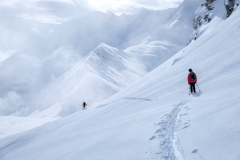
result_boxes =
[188,72,197,83]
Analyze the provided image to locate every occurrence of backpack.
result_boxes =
[190,72,196,81]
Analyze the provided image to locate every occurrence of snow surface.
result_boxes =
[0,116,57,140]
[1,0,240,160]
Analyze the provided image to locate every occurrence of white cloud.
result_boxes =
[79,0,184,14]
[18,14,69,24]
[0,0,184,16]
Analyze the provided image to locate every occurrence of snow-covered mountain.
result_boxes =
[32,38,181,117]
[1,0,240,160]
[33,43,145,116]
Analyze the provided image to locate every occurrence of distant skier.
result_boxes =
[82,102,87,108]
[188,69,197,94]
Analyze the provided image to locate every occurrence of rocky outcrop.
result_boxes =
[188,0,216,44]
[224,0,239,17]
[188,0,240,45]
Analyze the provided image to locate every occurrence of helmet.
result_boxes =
[189,69,192,72]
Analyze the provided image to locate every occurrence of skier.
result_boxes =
[82,102,87,108]
[188,69,197,94]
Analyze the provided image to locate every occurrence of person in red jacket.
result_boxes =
[82,102,87,108]
[188,69,197,94]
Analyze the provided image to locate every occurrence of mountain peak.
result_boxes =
[139,36,155,45]
[97,43,111,48]
[88,43,126,62]
[93,43,116,53]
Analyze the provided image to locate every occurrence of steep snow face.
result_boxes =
[1,1,240,160]
[165,0,203,45]
[84,43,146,88]
[166,0,203,28]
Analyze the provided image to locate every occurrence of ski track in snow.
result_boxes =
[158,100,187,160]
[151,92,202,160]
[149,99,192,160]
[97,94,202,160]
[97,97,157,108]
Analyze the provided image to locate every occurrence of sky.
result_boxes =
[82,0,184,14]
[0,0,184,16]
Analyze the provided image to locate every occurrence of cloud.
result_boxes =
[0,0,79,24]
[0,91,26,115]
[0,0,188,116]
[0,0,184,17]
[79,0,184,15]
[18,14,69,24]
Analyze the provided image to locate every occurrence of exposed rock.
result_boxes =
[187,0,239,45]
[225,5,233,16]
[225,0,235,16]
[207,0,215,3]
[188,0,216,45]
[225,0,240,16]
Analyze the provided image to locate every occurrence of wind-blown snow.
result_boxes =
[125,39,181,72]
[0,0,240,160]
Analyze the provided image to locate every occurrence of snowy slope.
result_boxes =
[1,1,240,160]
[0,103,61,139]
[0,115,57,139]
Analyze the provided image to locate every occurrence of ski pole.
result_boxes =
[196,83,201,92]
[188,84,191,95]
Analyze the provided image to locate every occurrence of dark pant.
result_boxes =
[189,83,196,93]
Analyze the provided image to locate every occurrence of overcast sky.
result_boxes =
[82,0,184,14]
[0,0,184,15]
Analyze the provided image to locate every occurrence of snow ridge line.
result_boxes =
[97,97,156,108]
[154,100,187,160]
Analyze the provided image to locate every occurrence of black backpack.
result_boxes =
[190,72,196,81]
